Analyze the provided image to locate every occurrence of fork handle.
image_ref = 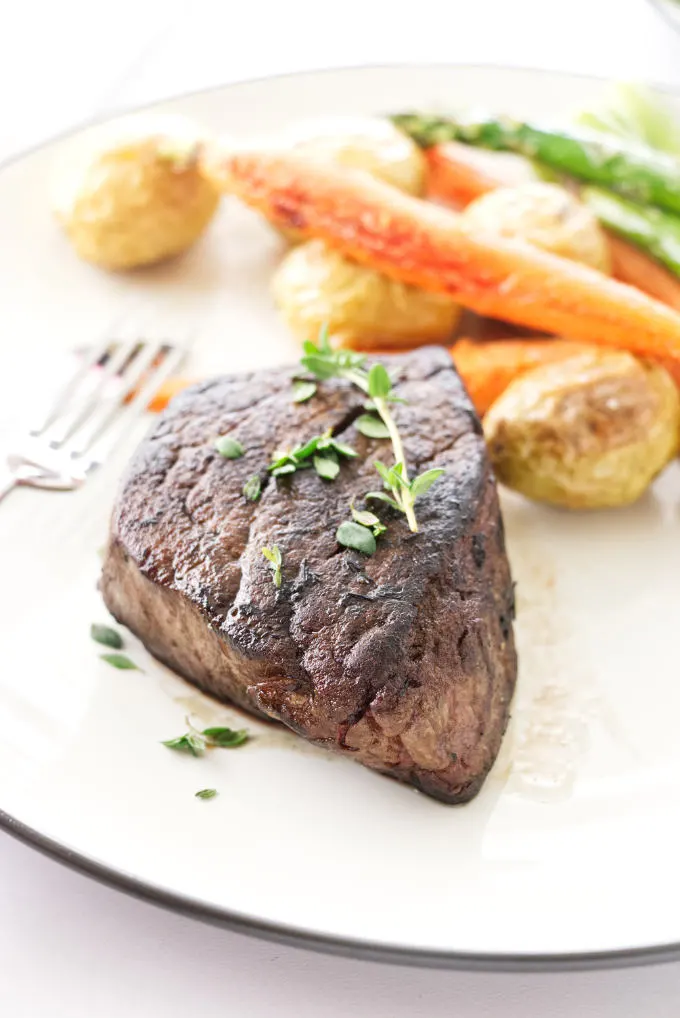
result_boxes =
[0,466,16,504]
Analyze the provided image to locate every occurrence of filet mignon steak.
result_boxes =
[101,346,516,803]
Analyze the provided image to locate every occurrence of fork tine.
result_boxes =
[41,335,141,448]
[31,309,143,436]
[30,336,113,437]
[67,339,167,457]
[84,345,186,470]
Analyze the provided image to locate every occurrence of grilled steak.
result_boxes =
[101,346,516,803]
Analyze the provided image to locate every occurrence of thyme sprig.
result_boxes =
[162,717,249,756]
[269,428,357,480]
[300,329,444,532]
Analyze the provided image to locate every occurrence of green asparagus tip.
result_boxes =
[390,113,462,149]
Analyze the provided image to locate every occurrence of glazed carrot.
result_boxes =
[426,142,537,207]
[607,233,680,313]
[427,144,680,314]
[451,337,591,415]
[217,149,680,371]
[147,376,195,413]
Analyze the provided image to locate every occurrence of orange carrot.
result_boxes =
[427,143,680,315]
[426,142,537,207]
[147,376,195,413]
[217,149,680,373]
[607,232,680,313]
[451,337,591,415]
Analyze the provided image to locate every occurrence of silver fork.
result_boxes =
[0,331,186,503]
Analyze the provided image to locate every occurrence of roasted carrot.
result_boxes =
[427,143,680,314]
[451,337,591,415]
[217,150,680,372]
[147,376,195,413]
[607,232,680,313]
[426,142,537,207]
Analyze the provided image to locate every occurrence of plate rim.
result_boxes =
[4,806,680,972]
[2,59,678,179]
[3,60,680,972]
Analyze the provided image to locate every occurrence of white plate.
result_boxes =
[1,64,680,971]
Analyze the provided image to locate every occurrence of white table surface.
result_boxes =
[3,1,680,1014]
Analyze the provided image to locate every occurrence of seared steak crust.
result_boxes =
[101,347,516,802]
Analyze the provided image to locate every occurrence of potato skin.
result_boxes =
[462,182,611,274]
[484,349,680,508]
[53,114,220,270]
[292,117,427,196]
[272,239,460,350]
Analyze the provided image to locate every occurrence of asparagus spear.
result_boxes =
[582,186,680,278]
[391,113,680,215]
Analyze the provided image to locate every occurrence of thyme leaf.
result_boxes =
[100,653,139,671]
[90,623,124,650]
[215,435,244,459]
[292,379,317,403]
[261,545,283,587]
[355,414,391,439]
[336,521,377,556]
[243,475,262,501]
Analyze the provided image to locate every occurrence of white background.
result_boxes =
[2,0,680,1014]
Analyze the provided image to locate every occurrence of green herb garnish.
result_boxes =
[300,330,445,532]
[355,413,391,439]
[202,726,249,748]
[243,474,262,501]
[409,468,446,497]
[367,362,392,398]
[364,490,402,511]
[367,460,445,518]
[261,545,283,587]
[90,623,124,650]
[292,379,317,403]
[162,730,206,756]
[100,652,139,670]
[300,328,369,387]
[163,717,250,756]
[336,521,377,556]
[215,435,245,459]
[351,504,387,537]
[313,453,340,481]
[364,396,407,409]
[269,428,357,479]
[195,788,218,799]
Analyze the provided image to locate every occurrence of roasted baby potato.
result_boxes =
[53,114,220,270]
[462,182,611,274]
[291,116,427,196]
[484,349,680,508]
[272,239,461,350]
